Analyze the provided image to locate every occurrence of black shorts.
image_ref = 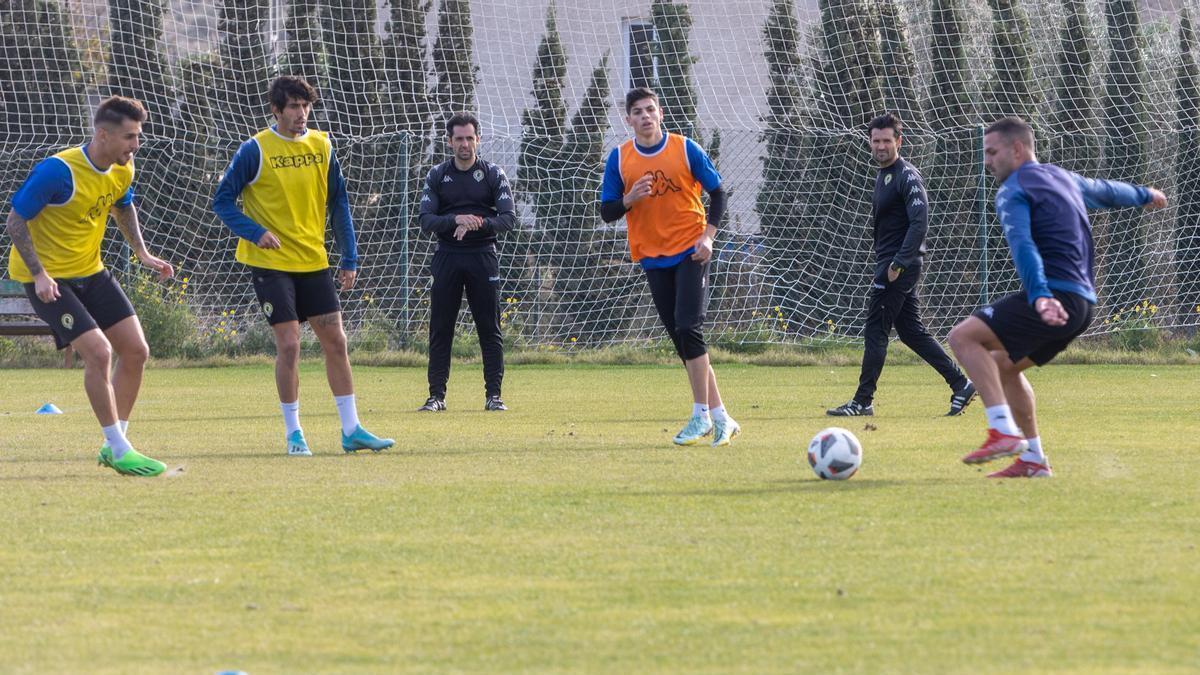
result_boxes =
[249,267,341,325]
[972,290,1095,366]
[23,269,136,349]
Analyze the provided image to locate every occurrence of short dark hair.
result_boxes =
[985,116,1035,148]
[868,113,902,138]
[268,76,318,112]
[94,96,147,127]
[445,112,480,137]
[624,87,658,115]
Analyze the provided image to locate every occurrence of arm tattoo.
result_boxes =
[5,210,44,276]
[111,204,146,253]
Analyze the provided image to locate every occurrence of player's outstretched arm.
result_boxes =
[1073,174,1168,212]
[111,203,173,280]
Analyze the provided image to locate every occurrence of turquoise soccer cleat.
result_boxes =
[286,429,312,456]
[673,414,713,446]
[711,417,742,447]
[342,425,395,453]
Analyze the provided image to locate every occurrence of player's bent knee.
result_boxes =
[75,335,113,369]
[677,328,707,361]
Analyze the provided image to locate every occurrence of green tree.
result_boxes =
[1101,0,1149,308]
[323,0,384,138]
[107,0,174,138]
[985,0,1035,121]
[280,0,322,88]
[756,0,810,332]
[1174,8,1200,327]
[0,0,87,148]
[924,0,989,317]
[650,0,698,138]
[793,0,882,331]
[1045,0,1100,175]
[518,6,619,343]
[432,0,478,117]
[214,0,270,142]
[380,0,436,343]
[877,0,923,126]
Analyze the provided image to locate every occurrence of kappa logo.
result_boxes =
[498,193,512,202]
[269,152,325,169]
[262,301,274,318]
[473,169,484,182]
[647,170,681,196]
[982,306,995,318]
[80,192,116,224]
[442,174,454,183]
[421,194,431,202]
[910,199,924,207]
[61,313,74,330]
[488,275,500,282]
[909,185,921,195]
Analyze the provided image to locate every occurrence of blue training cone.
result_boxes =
[35,403,63,415]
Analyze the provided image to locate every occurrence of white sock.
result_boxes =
[985,404,1021,436]
[692,402,710,419]
[335,394,360,436]
[710,405,729,423]
[1020,436,1046,465]
[119,419,128,435]
[281,401,301,435]
[102,423,133,458]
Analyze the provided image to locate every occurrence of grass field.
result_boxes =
[0,362,1197,673]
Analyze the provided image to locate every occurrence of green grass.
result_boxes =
[0,363,1197,673]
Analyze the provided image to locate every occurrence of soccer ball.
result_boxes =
[807,427,863,480]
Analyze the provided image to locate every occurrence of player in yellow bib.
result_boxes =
[213,76,393,456]
[4,96,173,477]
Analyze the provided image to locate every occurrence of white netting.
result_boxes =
[1,0,1197,351]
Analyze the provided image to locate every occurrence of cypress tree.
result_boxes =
[432,0,478,117]
[650,0,698,138]
[1175,8,1200,327]
[107,0,174,138]
[1045,0,1100,175]
[1101,0,1149,308]
[877,0,924,127]
[985,0,1035,121]
[0,0,87,148]
[214,0,270,141]
[280,0,322,89]
[757,0,808,329]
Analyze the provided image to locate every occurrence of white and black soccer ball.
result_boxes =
[807,427,863,480]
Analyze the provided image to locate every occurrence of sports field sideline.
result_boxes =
[0,363,1197,673]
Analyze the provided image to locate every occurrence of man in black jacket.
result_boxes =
[417,113,516,412]
[827,113,975,417]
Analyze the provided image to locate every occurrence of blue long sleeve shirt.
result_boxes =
[995,160,1151,305]
[212,131,357,270]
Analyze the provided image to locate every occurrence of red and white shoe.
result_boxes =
[960,429,1029,464]
[987,458,1053,478]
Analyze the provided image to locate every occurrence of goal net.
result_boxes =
[1,0,1195,351]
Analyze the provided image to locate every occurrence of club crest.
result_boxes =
[262,301,274,318]
[61,313,74,330]
[473,169,484,182]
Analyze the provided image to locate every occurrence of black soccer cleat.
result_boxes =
[418,396,446,412]
[826,400,873,417]
[484,395,507,411]
[946,381,977,416]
